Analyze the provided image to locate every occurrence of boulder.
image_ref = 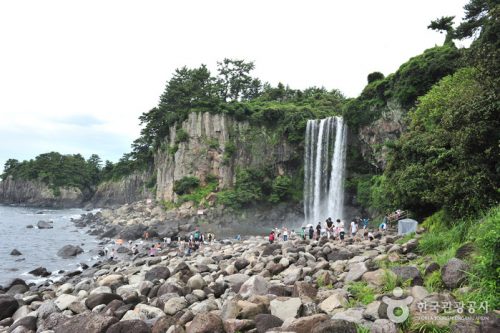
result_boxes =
[134,303,166,319]
[319,293,347,314]
[57,245,84,258]
[449,321,480,333]
[441,258,469,289]
[145,266,171,282]
[163,297,188,315]
[187,274,206,290]
[345,262,368,282]
[234,258,250,271]
[424,262,440,275]
[223,318,255,333]
[10,249,22,256]
[371,319,397,333]
[292,281,317,301]
[0,294,19,320]
[37,300,58,319]
[53,313,118,333]
[54,294,79,311]
[37,220,53,229]
[331,308,365,323]
[186,312,224,333]
[269,297,301,321]
[107,320,152,333]
[118,224,147,240]
[362,269,392,287]
[311,319,357,333]
[391,266,423,286]
[85,293,123,309]
[363,301,381,321]
[223,273,250,292]
[282,314,329,333]
[238,275,268,299]
[254,314,283,333]
[8,315,37,332]
[98,274,125,288]
[29,266,51,277]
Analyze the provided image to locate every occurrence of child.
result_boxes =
[339,226,345,241]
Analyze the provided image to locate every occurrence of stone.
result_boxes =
[36,300,58,319]
[441,258,469,289]
[362,269,388,288]
[145,266,171,282]
[10,249,22,256]
[68,300,88,314]
[54,294,79,311]
[234,258,250,271]
[220,298,240,320]
[363,301,381,321]
[53,313,118,333]
[90,286,113,294]
[371,319,397,333]
[311,319,357,333]
[187,274,206,290]
[28,266,51,277]
[391,266,423,286]
[424,262,440,275]
[282,314,329,333]
[57,283,74,295]
[223,274,250,292]
[282,265,302,285]
[223,318,254,333]
[254,314,283,333]
[237,300,266,319]
[186,312,224,333]
[8,315,37,332]
[12,305,30,322]
[331,308,365,323]
[345,262,368,282]
[319,293,347,314]
[411,286,429,301]
[135,303,166,319]
[107,320,152,333]
[164,297,188,315]
[270,297,301,321]
[292,281,317,301]
[85,293,123,309]
[57,244,84,258]
[37,220,54,229]
[455,243,475,260]
[152,316,176,333]
[450,321,480,333]
[238,275,268,299]
[98,274,125,288]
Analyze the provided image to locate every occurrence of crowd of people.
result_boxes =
[268,216,389,244]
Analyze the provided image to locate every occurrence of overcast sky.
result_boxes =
[0,0,470,170]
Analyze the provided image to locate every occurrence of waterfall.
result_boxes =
[304,116,347,225]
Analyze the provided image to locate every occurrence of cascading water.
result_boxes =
[304,116,347,226]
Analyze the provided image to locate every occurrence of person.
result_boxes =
[109,248,116,260]
[104,246,109,257]
[350,220,358,237]
[155,242,162,250]
[269,230,275,244]
[131,244,139,255]
[283,228,289,241]
[379,221,387,232]
[368,230,375,241]
[148,245,157,257]
[362,218,369,230]
[207,232,213,243]
[301,226,306,240]
[194,228,201,242]
[326,218,334,239]
[308,226,314,240]
[290,229,296,239]
[339,226,345,241]
[316,222,321,240]
[143,231,149,240]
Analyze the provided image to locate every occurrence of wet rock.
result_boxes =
[0,294,19,320]
[441,258,469,289]
[10,249,22,256]
[29,266,51,277]
[37,220,54,229]
[57,245,84,258]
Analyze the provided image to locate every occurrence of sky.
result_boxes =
[0,0,470,170]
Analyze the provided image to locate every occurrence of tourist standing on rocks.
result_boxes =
[339,225,345,241]
[309,225,314,239]
[143,231,149,240]
[350,219,358,237]
[300,226,306,240]
[148,245,157,257]
[326,218,334,239]
[283,228,289,241]
[316,222,321,239]
[269,230,275,244]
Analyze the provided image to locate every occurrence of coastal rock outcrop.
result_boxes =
[57,245,84,258]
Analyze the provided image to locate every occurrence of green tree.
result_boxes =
[217,58,261,101]
[428,16,456,44]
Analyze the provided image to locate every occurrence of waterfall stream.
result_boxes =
[304,116,347,225]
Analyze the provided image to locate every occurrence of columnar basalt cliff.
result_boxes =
[155,112,298,202]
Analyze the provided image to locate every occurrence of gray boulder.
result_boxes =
[37,220,53,229]
[57,245,84,258]
[107,319,152,333]
[441,258,469,289]
[53,313,118,333]
[391,266,423,286]
[85,293,123,310]
[254,314,283,333]
[145,266,171,282]
[311,319,357,333]
[0,294,19,320]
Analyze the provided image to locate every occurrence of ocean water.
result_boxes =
[0,205,100,286]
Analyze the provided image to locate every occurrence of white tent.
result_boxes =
[398,218,418,235]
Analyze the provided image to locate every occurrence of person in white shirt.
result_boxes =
[350,220,358,237]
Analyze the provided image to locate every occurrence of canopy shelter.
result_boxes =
[398,218,418,235]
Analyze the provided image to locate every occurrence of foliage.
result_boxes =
[410,322,450,333]
[367,72,385,84]
[356,324,371,333]
[177,178,218,206]
[175,128,189,143]
[424,271,444,293]
[382,67,500,218]
[173,176,200,195]
[396,232,416,244]
[347,281,376,306]
[428,16,456,44]
[269,175,293,203]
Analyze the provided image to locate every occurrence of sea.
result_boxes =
[0,205,101,286]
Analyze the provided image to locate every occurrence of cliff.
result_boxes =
[89,171,153,208]
[155,112,298,202]
[357,100,406,170]
[0,176,85,208]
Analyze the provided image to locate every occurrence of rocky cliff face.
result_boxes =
[89,171,153,208]
[358,100,406,170]
[0,176,84,208]
[155,112,298,202]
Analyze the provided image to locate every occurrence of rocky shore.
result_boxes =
[1,217,497,333]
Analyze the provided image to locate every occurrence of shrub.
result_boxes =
[173,176,200,195]
[269,175,292,203]
[175,128,189,143]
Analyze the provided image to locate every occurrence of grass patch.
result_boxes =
[356,324,370,333]
[396,232,416,244]
[424,271,444,293]
[410,322,450,333]
[347,281,376,307]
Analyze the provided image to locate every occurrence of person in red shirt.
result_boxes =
[269,230,275,244]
